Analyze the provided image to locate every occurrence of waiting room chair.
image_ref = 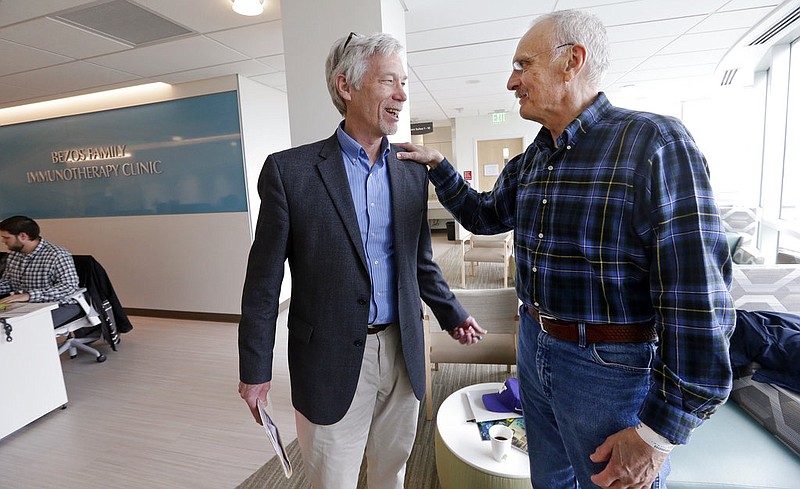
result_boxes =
[423,287,520,420]
[461,231,514,288]
[55,288,107,362]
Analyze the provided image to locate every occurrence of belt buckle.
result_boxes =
[537,312,557,333]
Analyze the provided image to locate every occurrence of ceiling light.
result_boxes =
[232,0,264,16]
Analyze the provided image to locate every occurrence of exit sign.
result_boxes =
[491,112,507,124]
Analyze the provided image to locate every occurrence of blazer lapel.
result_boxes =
[387,147,414,250]
[317,134,368,271]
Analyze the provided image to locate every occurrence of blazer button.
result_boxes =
[354,339,364,347]
[358,298,367,305]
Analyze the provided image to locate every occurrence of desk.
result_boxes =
[435,383,531,489]
[0,302,67,440]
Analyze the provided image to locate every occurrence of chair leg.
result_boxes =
[506,364,512,374]
[58,337,106,362]
[425,360,433,421]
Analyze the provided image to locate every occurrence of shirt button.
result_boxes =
[358,298,367,305]
[370,202,375,207]
[533,301,539,307]
[354,339,364,347]
[566,145,572,150]
[374,260,379,265]
[548,165,554,171]
[532,267,537,272]
[538,233,544,239]
[542,198,547,204]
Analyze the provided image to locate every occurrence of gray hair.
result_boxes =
[325,33,405,116]
[533,9,610,88]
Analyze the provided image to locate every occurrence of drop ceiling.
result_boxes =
[0,0,787,123]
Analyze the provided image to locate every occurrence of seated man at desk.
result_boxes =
[0,215,81,327]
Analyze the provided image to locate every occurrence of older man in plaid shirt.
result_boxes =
[0,215,82,327]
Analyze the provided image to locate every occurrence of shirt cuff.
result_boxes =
[638,389,704,445]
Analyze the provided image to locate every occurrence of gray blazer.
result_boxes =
[239,133,467,425]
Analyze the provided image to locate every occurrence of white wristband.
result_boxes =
[635,422,676,453]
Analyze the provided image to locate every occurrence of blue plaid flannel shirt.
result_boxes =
[429,93,735,444]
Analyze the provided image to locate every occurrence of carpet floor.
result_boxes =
[435,246,516,291]
[237,363,515,489]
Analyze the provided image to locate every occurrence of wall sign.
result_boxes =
[411,122,433,135]
[0,91,247,218]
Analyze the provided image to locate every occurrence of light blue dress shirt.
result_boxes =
[337,124,398,325]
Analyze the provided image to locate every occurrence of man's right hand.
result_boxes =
[395,142,445,168]
[238,381,271,425]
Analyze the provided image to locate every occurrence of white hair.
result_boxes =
[533,9,610,88]
[325,33,405,116]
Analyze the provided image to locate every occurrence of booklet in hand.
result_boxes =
[257,398,293,478]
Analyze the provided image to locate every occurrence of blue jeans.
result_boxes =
[517,305,670,489]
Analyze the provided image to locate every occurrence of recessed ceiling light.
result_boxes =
[232,0,264,16]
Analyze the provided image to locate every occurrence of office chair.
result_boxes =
[55,288,107,362]
[54,255,130,363]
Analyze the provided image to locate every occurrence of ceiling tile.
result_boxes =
[689,6,776,33]
[89,36,248,77]
[404,0,553,33]
[207,21,283,58]
[0,17,131,58]
[606,16,703,43]
[637,49,727,71]
[159,59,276,84]
[132,0,281,33]
[0,82,48,105]
[412,55,510,82]
[0,38,72,76]
[408,39,518,66]
[0,0,94,27]
[0,60,137,93]
[660,28,749,55]
[250,72,287,91]
[256,54,285,71]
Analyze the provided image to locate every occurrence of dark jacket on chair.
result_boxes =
[72,255,133,346]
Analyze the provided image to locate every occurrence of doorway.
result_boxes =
[477,138,524,191]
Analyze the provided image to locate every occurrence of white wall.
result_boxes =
[1,76,292,314]
[237,75,293,304]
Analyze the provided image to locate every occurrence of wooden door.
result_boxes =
[477,138,524,191]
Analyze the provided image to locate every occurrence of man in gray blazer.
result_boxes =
[238,33,484,489]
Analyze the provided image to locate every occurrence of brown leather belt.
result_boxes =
[527,307,657,344]
[367,323,392,335]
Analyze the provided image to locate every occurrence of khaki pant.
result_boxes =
[295,325,419,489]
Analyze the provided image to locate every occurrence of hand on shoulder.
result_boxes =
[394,142,444,168]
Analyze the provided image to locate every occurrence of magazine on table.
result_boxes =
[476,417,528,454]
[257,398,293,478]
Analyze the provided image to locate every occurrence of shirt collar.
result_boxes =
[25,238,46,258]
[534,92,612,150]
[336,122,390,166]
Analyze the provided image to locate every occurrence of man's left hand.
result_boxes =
[589,426,669,489]
[448,316,487,344]
[0,293,30,304]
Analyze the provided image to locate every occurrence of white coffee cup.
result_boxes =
[489,424,513,462]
